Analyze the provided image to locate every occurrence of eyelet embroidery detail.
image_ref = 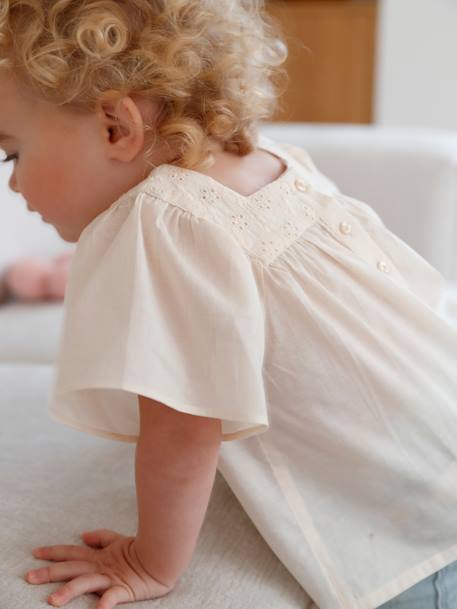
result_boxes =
[260,239,284,257]
[282,220,303,239]
[279,182,293,196]
[140,155,326,265]
[208,187,222,201]
[249,192,271,211]
[167,170,185,183]
[231,214,249,231]
[200,187,223,203]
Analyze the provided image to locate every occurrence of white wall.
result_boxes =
[375,0,457,129]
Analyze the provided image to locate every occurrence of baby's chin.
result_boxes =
[53,224,80,244]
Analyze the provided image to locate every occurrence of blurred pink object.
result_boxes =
[46,252,74,300]
[2,251,74,303]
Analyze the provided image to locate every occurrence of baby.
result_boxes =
[1,2,457,609]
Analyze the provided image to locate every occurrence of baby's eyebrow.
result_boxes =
[0,132,14,142]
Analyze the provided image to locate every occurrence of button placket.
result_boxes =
[317,210,354,242]
[317,203,401,279]
[377,260,390,273]
[294,178,309,193]
[291,178,318,221]
[339,221,352,235]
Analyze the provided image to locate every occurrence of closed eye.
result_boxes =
[1,153,18,163]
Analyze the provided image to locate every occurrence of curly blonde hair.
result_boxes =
[0,0,288,170]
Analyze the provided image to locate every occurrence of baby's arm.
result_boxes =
[134,395,222,587]
[24,397,222,608]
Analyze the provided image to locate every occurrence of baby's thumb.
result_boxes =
[81,529,122,548]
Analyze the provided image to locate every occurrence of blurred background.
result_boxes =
[267,0,457,130]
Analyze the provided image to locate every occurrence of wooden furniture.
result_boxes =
[267,0,378,123]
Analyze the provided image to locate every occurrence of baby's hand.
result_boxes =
[24,529,174,608]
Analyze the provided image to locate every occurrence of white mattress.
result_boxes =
[0,363,308,608]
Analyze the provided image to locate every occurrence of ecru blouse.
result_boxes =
[49,134,457,609]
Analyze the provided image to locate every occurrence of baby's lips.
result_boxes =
[26,205,49,222]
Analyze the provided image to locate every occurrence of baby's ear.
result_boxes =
[95,90,145,163]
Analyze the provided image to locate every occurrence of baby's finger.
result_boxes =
[26,560,97,585]
[96,585,131,609]
[48,573,111,607]
[81,529,123,549]
[32,545,92,562]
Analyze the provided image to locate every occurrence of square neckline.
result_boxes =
[158,135,292,201]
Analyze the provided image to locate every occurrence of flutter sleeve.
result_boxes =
[49,193,268,443]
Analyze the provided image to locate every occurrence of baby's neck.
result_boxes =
[191,140,287,199]
[151,136,286,199]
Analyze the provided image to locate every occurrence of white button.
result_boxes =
[377,260,390,273]
[294,179,309,193]
[339,221,352,235]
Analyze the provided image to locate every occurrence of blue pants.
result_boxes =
[376,560,457,609]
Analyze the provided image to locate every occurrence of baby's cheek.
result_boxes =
[21,162,50,203]
[24,162,68,218]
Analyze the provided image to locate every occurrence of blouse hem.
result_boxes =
[47,409,457,609]
[356,545,457,609]
[48,407,267,443]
